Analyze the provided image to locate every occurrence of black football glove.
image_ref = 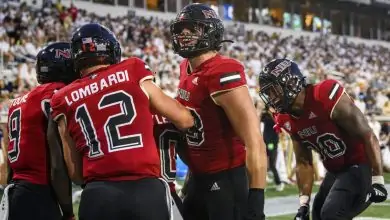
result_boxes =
[294,204,310,220]
[244,188,265,220]
[370,176,388,203]
[370,183,388,203]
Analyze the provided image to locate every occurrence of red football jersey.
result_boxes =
[153,114,180,192]
[51,58,160,183]
[274,79,368,173]
[7,82,65,185]
[176,54,246,174]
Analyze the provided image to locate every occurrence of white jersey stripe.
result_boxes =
[328,83,340,100]
[220,74,241,83]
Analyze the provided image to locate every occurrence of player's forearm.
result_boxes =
[296,163,314,197]
[51,168,74,217]
[363,131,383,176]
[62,146,83,185]
[58,122,84,185]
[169,108,194,131]
[143,80,194,130]
[64,157,84,185]
[245,138,267,189]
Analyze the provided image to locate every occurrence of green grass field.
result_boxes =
[265,183,320,198]
[73,202,79,219]
[384,173,390,184]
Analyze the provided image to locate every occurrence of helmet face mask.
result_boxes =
[259,80,285,113]
[258,59,306,114]
[170,4,224,58]
[171,21,205,49]
[171,20,212,58]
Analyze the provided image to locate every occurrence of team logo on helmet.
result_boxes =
[55,49,71,59]
[202,10,218,19]
[270,60,291,77]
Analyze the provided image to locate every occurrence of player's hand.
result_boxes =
[294,204,310,220]
[244,189,265,220]
[370,183,388,203]
[370,176,388,203]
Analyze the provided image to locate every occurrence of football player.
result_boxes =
[170,3,267,220]
[51,23,196,220]
[258,59,388,220]
[153,114,184,217]
[4,42,78,220]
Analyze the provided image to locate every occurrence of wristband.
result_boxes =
[247,188,265,216]
[248,188,265,207]
[249,188,265,198]
[299,195,310,206]
[372,176,384,185]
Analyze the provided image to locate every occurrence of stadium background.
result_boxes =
[0,0,390,219]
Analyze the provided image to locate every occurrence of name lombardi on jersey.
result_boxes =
[64,70,130,106]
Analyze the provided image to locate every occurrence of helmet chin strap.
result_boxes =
[283,95,295,114]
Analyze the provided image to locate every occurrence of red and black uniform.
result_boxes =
[7,82,64,220]
[177,55,249,220]
[274,79,371,220]
[51,58,169,220]
[153,114,183,213]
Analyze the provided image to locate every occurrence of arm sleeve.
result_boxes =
[41,82,65,118]
[130,58,155,84]
[314,79,345,118]
[206,62,247,96]
[50,91,67,123]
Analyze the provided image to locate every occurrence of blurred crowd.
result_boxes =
[1,1,390,188]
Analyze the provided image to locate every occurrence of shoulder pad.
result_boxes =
[313,79,345,116]
[314,79,344,102]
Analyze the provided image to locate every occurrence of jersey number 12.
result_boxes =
[75,90,143,158]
